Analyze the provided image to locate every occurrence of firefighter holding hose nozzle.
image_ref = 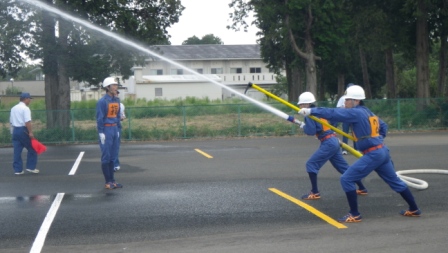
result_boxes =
[298,85,421,223]
[296,91,367,201]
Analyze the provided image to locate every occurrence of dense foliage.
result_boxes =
[182,34,224,45]
[229,0,448,100]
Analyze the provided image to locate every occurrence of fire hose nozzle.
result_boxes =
[244,82,254,94]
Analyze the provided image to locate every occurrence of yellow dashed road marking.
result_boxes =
[194,149,213,158]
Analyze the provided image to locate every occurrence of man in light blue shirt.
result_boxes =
[10,92,39,175]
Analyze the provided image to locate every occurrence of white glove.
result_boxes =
[299,121,305,129]
[99,133,105,145]
[298,108,311,117]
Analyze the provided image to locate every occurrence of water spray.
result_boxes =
[20,0,295,122]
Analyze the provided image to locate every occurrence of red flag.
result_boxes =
[31,139,47,155]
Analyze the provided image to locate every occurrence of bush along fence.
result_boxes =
[0,98,447,146]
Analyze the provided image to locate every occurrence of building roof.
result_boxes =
[149,44,261,61]
[141,74,221,83]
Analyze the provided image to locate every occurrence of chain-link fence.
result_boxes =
[1,98,447,146]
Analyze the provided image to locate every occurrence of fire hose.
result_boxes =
[246,82,448,190]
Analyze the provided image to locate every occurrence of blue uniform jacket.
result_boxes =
[310,105,387,152]
[96,94,121,133]
[303,116,337,140]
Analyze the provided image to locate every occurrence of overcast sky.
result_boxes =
[167,0,260,45]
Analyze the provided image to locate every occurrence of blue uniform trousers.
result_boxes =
[99,126,119,183]
[306,137,348,174]
[12,126,37,172]
[340,146,407,192]
[114,129,121,168]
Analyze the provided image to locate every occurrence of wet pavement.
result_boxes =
[1,131,447,252]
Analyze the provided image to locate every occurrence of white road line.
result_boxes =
[29,192,65,253]
[69,151,85,175]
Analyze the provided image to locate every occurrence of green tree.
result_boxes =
[182,35,201,45]
[0,0,184,128]
[0,1,39,78]
[366,0,448,101]
[230,0,448,101]
[230,0,358,101]
[269,74,288,99]
[182,34,223,45]
[15,64,40,81]
[229,0,304,102]
[427,0,448,97]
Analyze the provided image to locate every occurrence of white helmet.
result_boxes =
[297,92,316,105]
[102,77,118,88]
[345,85,365,100]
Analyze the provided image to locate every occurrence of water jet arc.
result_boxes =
[21,0,293,121]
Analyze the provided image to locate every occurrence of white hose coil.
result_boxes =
[396,169,448,190]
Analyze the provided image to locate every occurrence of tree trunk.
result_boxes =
[303,5,318,95]
[42,9,72,129]
[288,26,318,95]
[56,19,71,128]
[438,33,447,97]
[359,46,372,99]
[317,68,325,101]
[41,0,58,129]
[385,48,396,99]
[416,0,430,108]
[286,56,301,102]
[337,74,345,97]
[304,48,318,95]
[285,3,320,96]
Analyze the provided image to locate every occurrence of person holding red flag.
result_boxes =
[10,92,40,175]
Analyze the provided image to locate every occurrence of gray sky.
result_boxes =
[167,0,260,45]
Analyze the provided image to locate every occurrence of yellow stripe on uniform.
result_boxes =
[194,149,213,158]
[269,188,347,229]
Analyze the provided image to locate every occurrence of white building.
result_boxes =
[1,45,284,102]
[130,44,283,101]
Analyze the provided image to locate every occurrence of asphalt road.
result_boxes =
[1,131,448,253]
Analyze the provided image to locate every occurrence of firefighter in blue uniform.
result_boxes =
[297,92,367,200]
[298,85,420,222]
[96,77,123,190]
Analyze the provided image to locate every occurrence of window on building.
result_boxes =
[155,88,163,96]
[211,68,223,74]
[149,69,163,75]
[230,68,242,74]
[250,67,261,73]
[170,69,183,75]
[195,69,203,74]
